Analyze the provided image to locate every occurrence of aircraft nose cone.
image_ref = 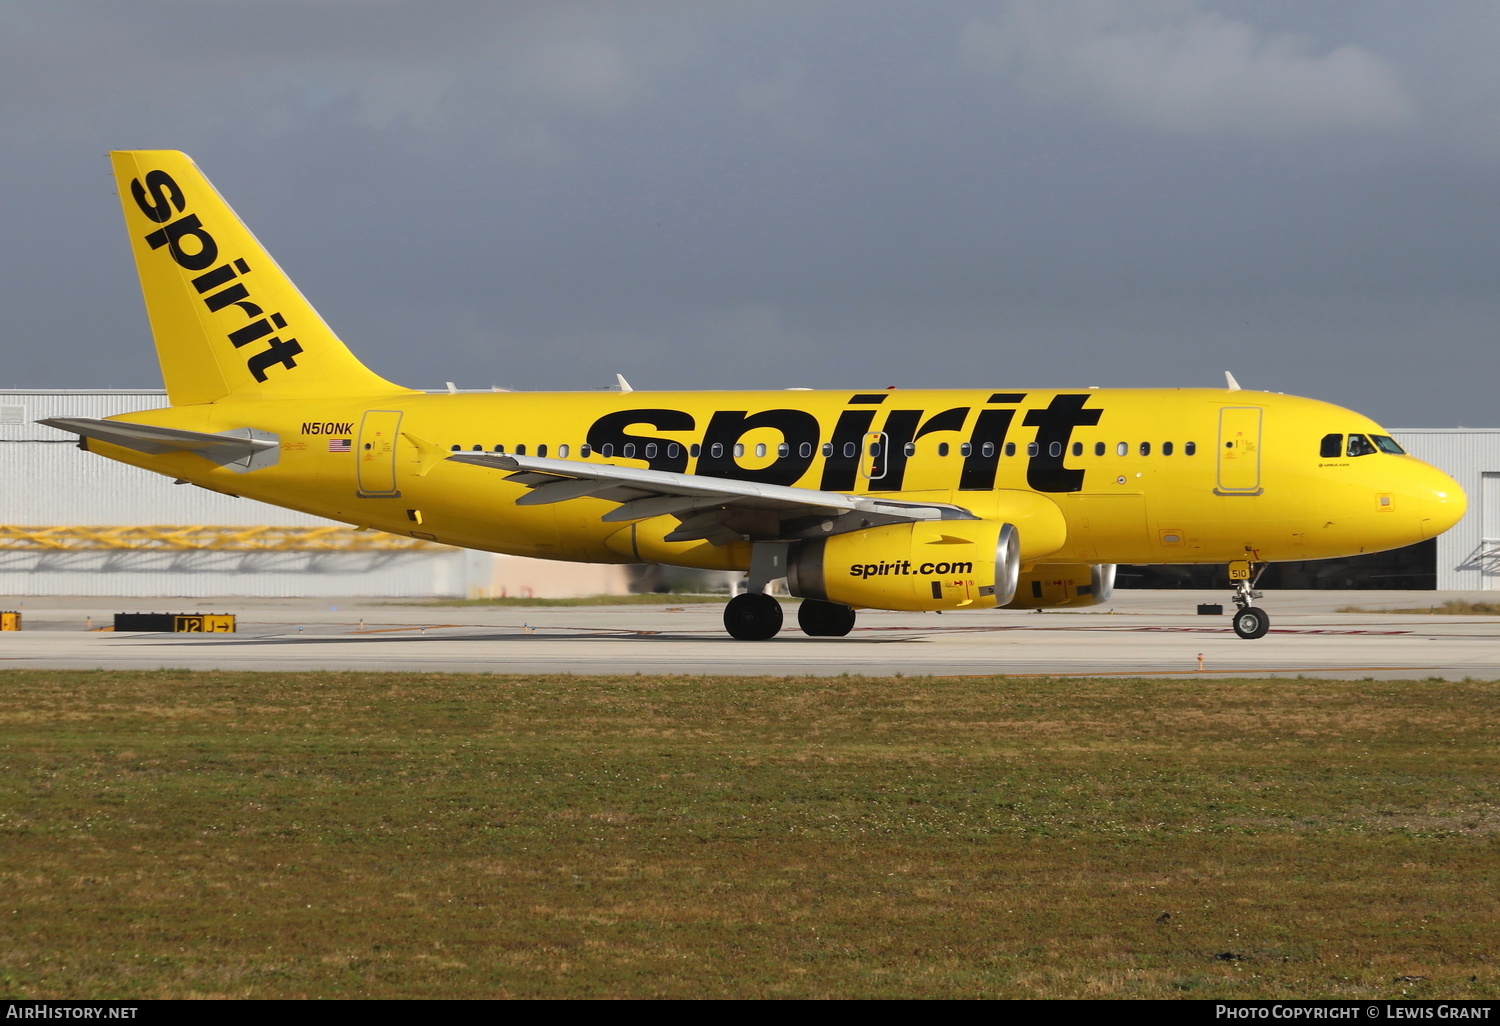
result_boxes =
[1414,463,1466,539]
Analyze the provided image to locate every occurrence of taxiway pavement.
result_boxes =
[3,591,1498,679]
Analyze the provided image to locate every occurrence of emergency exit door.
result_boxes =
[357,410,403,497]
[1216,407,1262,495]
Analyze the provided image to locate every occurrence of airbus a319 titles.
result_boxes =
[43,152,1466,641]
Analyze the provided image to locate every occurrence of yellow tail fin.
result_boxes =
[110,150,416,406]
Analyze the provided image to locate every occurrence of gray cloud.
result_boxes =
[961,0,1417,135]
[0,1,1497,428]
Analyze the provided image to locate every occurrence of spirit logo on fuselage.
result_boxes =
[586,392,1104,493]
[129,170,302,383]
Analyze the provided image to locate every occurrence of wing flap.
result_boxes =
[447,451,978,543]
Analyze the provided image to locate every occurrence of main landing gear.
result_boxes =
[797,598,857,637]
[722,594,858,640]
[722,542,858,640]
[1229,561,1270,640]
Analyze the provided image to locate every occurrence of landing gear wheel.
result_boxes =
[1232,606,1270,640]
[724,593,784,640]
[797,599,857,637]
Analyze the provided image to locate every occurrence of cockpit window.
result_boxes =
[1320,433,1342,458]
[1372,434,1406,455]
[1346,434,1377,457]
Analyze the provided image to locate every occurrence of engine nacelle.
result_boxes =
[1004,563,1116,609]
[788,520,1020,611]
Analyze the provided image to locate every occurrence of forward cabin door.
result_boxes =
[357,410,403,498]
[1216,406,1263,495]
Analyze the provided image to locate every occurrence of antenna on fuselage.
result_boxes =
[1224,371,1242,391]
[615,373,634,393]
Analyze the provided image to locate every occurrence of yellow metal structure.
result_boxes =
[0,525,444,552]
[0,612,19,631]
[38,150,1470,640]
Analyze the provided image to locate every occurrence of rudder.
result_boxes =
[110,150,414,405]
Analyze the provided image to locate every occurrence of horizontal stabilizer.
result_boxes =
[39,417,278,472]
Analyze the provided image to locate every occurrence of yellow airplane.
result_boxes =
[42,151,1466,641]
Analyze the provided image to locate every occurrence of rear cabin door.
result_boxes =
[357,410,403,498]
[1216,406,1263,495]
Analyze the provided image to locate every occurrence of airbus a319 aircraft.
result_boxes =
[43,152,1466,640]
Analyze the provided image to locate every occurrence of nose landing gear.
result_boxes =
[1229,560,1270,639]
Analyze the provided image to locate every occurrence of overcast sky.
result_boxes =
[3,0,1497,426]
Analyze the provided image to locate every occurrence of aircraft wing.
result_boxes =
[447,452,977,543]
[38,417,277,469]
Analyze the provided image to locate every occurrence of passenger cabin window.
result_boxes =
[1005,442,1016,457]
[799,442,813,458]
[843,442,857,458]
[1162,441,1173,456]
[1372,435,1406,455]
[822,442,834,458]
[515,444,526,455]
[734,443,745,458]
[960,442,972,457]
[601,443,614,457]
[1049,441,1062,457]
[493,444,505,453]
[537,444,548,457]
[937,442,950,457]
[711,443,724,458]
[1027,442,1038,457]
[667,443,680,459]
[778,443,790,457]
[1184,442,1196,456]
[623,443,636,458]
[1320,433,1343,458]
[1347,434,1377,457]
[645,443,658,458]
[1072,442,1082,457]
[1139,442,1151,456]
[690,443,701,458]
[450,444,460,451]
[579,444,590,457]
[1095,442,1105,456]
[1116,442,1128,456]
[903,442,915,457]
[980,442,994,458]
[755,443,767,458]
[558,444,570,458]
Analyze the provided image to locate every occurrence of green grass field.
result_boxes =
[1,670,1497,999]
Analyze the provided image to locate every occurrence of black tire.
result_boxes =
[724,592,783,640]
[797,599,857,637]
[1232,606,1270,640]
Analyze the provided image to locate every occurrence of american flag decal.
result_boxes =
[328,438,352,453]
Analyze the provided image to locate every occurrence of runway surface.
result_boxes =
[3,591,1498,678]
